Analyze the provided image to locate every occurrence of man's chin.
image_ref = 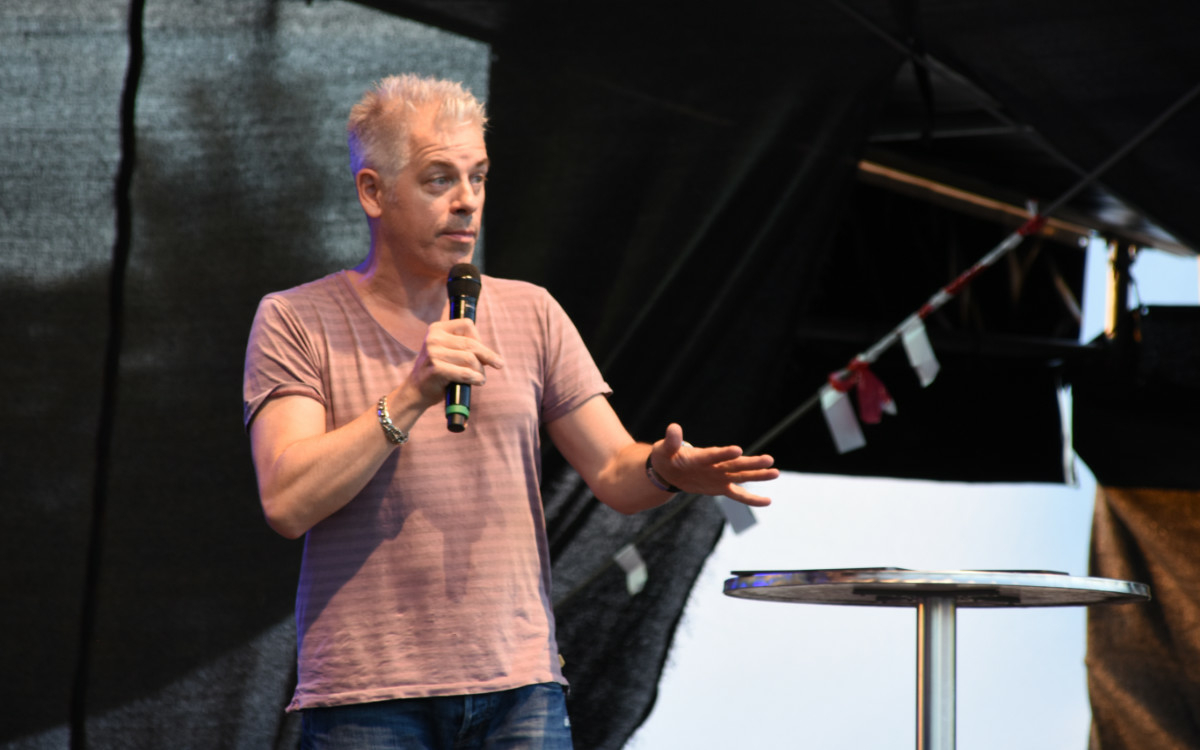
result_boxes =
[437,244,476,270]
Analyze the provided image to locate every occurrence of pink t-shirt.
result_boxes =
[243,271,610,710]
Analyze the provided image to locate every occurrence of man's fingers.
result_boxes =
[662,423,685,453]
[723,484,773,507]
[678,444,741,466]
[729,467,782,484]
[653,427,779,506]
[710,454,775,472]
[427,326,505,371]
[475,343,505,369]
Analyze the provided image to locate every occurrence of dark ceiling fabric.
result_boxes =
[0,1,129,745]
[1072,306,1200,491]
[375,0,1200,255]
[1088,485,1200,750]
[891,0,1200,248]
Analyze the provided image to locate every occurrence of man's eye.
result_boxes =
[471,173,487,185]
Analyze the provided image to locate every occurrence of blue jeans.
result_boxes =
[299,683,574,750]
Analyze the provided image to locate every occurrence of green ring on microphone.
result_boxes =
[446,405,471,417]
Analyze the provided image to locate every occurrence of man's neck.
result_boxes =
[349,254,446,323]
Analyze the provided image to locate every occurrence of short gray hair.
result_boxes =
[347,74,487,180]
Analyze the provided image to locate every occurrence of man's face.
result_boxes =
[376,107,489,280]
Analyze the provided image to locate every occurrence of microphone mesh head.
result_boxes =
[447,263,481,298]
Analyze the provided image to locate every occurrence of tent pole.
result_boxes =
[1104,237,1136,343]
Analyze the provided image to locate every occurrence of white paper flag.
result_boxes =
[901,315,941,387]
[820,383,867,454]
[714,496,757,533]
[613,543,648,596]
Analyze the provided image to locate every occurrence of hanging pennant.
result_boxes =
[900,314,940,387]
[820,382,866,453]
[613,543,648,596]
[714,496,757,534]
[850,361,896,424]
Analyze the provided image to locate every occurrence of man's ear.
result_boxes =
[355,169,385,218]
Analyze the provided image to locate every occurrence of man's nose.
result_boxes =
[451,180,482,213]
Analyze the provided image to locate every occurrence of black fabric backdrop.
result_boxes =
[2,2,128,746]
[3,2,489,748]
[4,1,1200,749]
[485,11,909,746]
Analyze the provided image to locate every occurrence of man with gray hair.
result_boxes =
[243,73,778,749]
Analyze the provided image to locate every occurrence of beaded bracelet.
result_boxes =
[376,395,409,445]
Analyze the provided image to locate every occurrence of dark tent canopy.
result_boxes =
[3,1,1198,748]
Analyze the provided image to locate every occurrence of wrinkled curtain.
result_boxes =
[1074,307,1200,750]
[1,2,487,747]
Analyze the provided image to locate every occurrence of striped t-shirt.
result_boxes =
[243,270,610,710]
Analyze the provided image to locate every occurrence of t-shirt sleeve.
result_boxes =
[242,293,327,430]
[537,288,612,424]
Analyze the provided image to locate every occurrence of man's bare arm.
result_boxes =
[546,395,779,515]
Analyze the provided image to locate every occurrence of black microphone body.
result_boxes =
[445,263,482,432]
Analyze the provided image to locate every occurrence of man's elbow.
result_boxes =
[268,519,308,540]
[261,496,310,540]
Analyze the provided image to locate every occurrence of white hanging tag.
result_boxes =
[613,543,648,596]
[900,315,941,387]
[714,496,757,534]
[820,383,866,454]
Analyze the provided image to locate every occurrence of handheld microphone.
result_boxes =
[445,263,482,432]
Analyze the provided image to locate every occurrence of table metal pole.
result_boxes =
[916,596,956,750]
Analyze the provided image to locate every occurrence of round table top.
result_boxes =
[723,568,1151,608]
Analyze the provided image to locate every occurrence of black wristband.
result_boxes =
[645,453,680,493]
